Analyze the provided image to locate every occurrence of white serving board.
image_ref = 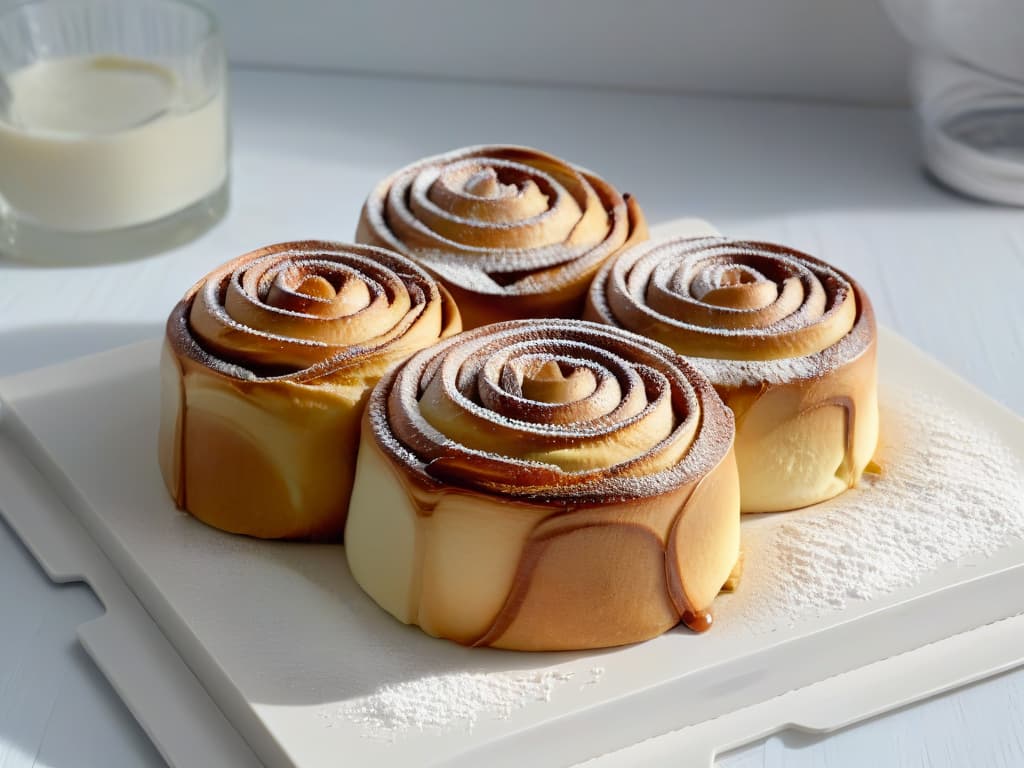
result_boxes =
[0,328,1022,768]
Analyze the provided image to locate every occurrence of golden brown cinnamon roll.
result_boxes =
[158,241,461,540]
[345,319,739,650]
[586,237,878,513]
[355,145,647,328]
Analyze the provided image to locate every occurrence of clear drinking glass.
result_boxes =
[883,0,1024,206]
[0,0,229,264]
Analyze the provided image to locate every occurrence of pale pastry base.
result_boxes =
[346,437,551,644]
[345,429,741,651]
[158,345,366,539]
[725,345,879,513]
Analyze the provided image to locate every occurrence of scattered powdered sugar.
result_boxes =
[328,668,584,740]
[689,352,826,388]
[719,388,1024,627]
[684,301,874,388]
[334,388,1020,742]
[581,666,605,688]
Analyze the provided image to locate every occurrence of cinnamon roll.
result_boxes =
[345,319,739,650]
[158,241,461,539]
[586,237,878,513]
[355,145,647,328]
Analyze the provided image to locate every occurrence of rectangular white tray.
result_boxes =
[0,328,1022,768]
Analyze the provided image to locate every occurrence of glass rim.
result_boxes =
[0,0,221,39]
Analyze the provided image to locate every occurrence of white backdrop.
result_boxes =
[207,0,911,105]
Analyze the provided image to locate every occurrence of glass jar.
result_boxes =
[0,0,229,263]
[883,0,1024,206]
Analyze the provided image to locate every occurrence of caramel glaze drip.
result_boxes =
[682,609,714,633]
[386,463,722,639]
[806,395,858,487]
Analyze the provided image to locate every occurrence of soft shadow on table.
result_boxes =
[240,536,630,705]
[0,323,161,377]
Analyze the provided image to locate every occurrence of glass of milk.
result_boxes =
[0,0,229,263]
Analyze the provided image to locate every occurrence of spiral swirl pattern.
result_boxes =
[587,237,861,362]
[178,241,459,378]
[356,145,647,328]
[586,236,878,513]
[346,319,740,650]
[158,241,461,540]
[379,320,723,497]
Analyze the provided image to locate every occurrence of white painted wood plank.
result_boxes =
[0,516,163,768]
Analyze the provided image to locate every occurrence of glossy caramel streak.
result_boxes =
[357,145,648,328]
[473,437,740,649]
[665,447,741,620]
[803,395,856,487]
[474,521,680,651]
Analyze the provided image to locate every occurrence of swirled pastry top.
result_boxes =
[166,241,461,383]
[367,318,734,503]
[356,145,647,326]
[586,237,875,387]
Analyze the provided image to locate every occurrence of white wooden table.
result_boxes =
[1,67,1022,768]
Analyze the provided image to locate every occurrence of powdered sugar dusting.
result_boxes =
[328,669,579,740]
[371,318,734,503]
[361,144,636,298]
[719,389,1024,627]
[333,389,1020,742]
[690,352,825,388]
[588,235,875,387]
